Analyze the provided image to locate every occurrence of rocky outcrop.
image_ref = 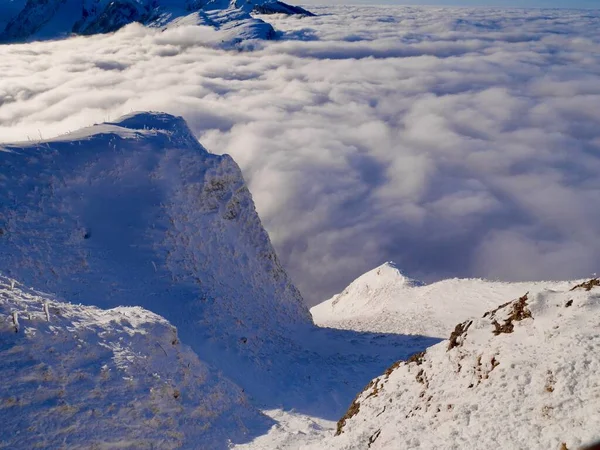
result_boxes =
[332,283,600,449]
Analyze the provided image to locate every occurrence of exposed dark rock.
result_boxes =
[384,360,402,378]
[570,278,600,292]
[483,300,512,318]
[407,350,426,366]
[336,397,361,436]
[447,320,473,351]
[368,429,382,448]
[490,293,532,336]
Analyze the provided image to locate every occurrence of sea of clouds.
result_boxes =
[1,6,600,305]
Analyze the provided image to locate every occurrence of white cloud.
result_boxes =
[1,6,599,305]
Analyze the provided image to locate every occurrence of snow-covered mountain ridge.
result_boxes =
[328,280,600,450]
[0,111,315,407]
[311,262,576,337]
[2,112,598,449]
[0,0,313,44]
[0,275,270,449]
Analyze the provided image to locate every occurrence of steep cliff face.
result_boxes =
[0,276,270,449]
[0,112,313,401]
[0,0,312,43]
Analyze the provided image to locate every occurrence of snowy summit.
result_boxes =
[311,261,576,337]
[0,112,316,407]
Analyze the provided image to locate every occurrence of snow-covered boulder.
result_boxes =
[331,281,600,449]
[0,0,313,43]
[0,276,270,449]
[0,112,312,402]
[311,261,575,337]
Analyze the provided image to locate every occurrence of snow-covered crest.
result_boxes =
[312,261,576,337]
[330,282,600,449]
[329,261,423,308]
[0,112,312,402]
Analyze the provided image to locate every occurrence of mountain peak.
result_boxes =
[311,263,576,337]
[0,111,312,405]
[311,262,423,320]
[368,261,423,288]
[108,111,188,130]
[332,261,423,302]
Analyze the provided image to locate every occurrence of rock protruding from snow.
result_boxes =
[331,282,600,449]
[0,112,312,400]
[0,276,270,449]
[311,262,576,337]
[0,0,312,44]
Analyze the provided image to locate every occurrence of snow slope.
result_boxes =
[0,112,321,408]
[0,112,439,419]
[0,275,270,449]
[0,0,312,44]
[4,112,597,449]
[311,262,576,337]
[330,281,600,450]
[238,280,600,450]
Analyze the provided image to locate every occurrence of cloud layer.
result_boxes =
[1,6,600,305]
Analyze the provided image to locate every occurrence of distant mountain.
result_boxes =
[0,275,270,449]
[330,281,600,449]
[311,261,575,337]
[0,0,313,44]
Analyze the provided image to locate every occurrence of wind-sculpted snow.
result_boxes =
[327,283,600,450]
[1,6,599,306]
[0,0,312,44]
[0,276,270,449]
